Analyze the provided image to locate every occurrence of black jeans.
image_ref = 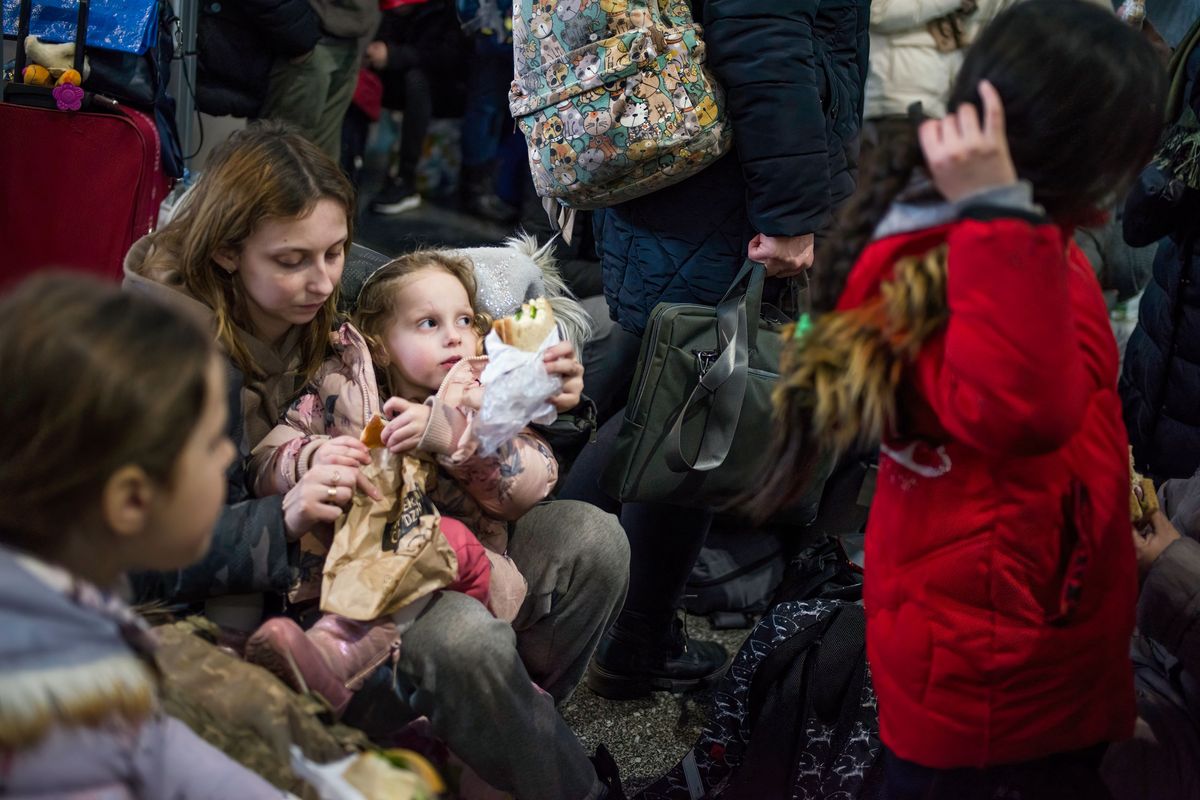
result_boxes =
[881,744,1113,800]
[561,325,714,630]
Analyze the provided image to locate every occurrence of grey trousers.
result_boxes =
[347,500,629,800]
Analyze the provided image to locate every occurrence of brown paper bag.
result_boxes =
[321,453,458,621]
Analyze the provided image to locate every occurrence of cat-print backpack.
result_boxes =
[509,0,733,221]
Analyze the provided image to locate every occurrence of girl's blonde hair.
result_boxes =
[0,274,215,556]
[354,251,491,379]
[148,121,355,383]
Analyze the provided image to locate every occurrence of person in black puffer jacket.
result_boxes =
[1121,40,1200,482]
[561,0,870,701]
[196,0,321,119]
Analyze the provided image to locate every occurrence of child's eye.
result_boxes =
[457,315,473,327]
[417,319,436,330]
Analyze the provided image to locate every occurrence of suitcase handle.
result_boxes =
[13,0,90,80]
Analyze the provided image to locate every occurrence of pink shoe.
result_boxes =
[245,615,399,717]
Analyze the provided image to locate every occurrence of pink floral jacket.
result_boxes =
[251,323,558,558]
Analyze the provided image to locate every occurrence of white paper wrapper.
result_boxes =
[477,326,563,456]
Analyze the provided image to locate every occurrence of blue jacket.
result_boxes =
[1120,163,1200,481]
[596,0,870,334]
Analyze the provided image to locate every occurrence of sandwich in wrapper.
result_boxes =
[1130,449,1158,532]
[492,297,555,352]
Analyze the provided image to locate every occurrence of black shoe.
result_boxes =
[591,744,627,800]
[370,180,421,215]
[587,612,729,700]
[460,162,519,224]
[463,190,520,224]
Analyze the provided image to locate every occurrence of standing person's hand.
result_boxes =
[748,233,814,278]
[1133,509,1183,580]
[366,41,388,71]
[919,80,1018,203]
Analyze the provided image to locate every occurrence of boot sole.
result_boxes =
[244,637,307,696]
[585,660,728,701]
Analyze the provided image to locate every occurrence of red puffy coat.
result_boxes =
[839,214,1137,768]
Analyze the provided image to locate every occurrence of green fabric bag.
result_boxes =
[602,261,826,515]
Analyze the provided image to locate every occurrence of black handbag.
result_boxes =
[601,261,830,514]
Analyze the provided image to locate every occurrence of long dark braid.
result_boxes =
[812,117,922,312]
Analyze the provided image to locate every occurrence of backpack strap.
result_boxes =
[720,606,841,799]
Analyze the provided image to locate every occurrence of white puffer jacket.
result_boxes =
[865,0,1105,119]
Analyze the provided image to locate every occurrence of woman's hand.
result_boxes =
[382,397,432,453]
[543,341,585,412]
[918,80,1018,203]
[366,41,388,70]
[1133,509,1182,580]
[282,463,381,541]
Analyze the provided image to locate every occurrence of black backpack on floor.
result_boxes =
[636,600,882,800]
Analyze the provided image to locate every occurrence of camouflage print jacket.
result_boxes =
[252,323,558,603]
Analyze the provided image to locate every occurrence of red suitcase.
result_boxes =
[0,99,171,288]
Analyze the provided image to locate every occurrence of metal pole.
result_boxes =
[169,0,199,177]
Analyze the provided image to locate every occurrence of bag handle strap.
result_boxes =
[720,259,767,350]
[13,0,89,77]
[662,261,766,473]
[663,276,751,472]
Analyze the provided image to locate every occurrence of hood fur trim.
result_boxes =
[0,654,156,749]
[778,245,950,458]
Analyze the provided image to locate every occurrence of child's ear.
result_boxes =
[213,247,239,275]
[101,465,156,539]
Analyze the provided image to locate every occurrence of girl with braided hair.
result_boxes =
[752,1,1166,796]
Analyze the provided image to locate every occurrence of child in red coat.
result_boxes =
[753,2,1166,797]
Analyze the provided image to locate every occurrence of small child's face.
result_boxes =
[384,268,480,400]
[141,356,236,569]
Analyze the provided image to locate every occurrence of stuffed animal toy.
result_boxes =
[21,35,90,88]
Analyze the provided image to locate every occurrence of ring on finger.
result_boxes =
[331,469,341,484]
[326,485,338,500]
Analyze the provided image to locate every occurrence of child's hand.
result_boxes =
[543,341,585,412]
[919,80,1017,203]
[382,397,432,453]
[1133,509,1182,580]
[311,435,373,470]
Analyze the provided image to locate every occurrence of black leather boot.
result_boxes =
[587,611,729,700]
[460,161,519,224]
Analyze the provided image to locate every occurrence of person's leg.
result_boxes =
[460,40,518,222]
[311,40,362,163]
[559,413,726,699]
[260,47,333,145]
[396,67,433,190]
[506,499,630,703]
[390,591,607,800]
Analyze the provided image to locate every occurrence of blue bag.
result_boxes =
[2,0,156,54]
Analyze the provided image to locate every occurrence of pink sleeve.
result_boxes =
[250,387,330,497]
[442,430,559,521]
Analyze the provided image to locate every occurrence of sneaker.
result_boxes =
[370,180,422,215]
[244,614,399,717]
[591,744,627,800]
[587,612,728,700]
